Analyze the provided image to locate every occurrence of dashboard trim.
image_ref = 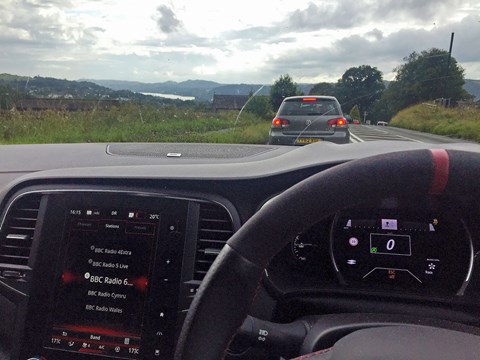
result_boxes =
[457,219,475,296]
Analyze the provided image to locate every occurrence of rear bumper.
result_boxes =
[268,129,350,145]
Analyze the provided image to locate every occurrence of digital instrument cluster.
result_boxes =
[330,207,473,294]
[272,202,474,296]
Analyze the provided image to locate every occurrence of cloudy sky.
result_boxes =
[1,0,479,84]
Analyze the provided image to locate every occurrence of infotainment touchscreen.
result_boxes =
[44,207,159,359]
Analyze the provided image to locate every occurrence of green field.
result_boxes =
[390,104,480,142]
[0,104,271,144]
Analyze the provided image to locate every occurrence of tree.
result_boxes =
[371,48,470,122]
[370,81,402,122]
[270,74,300,111]
[390,48,469,110]
[335,65,385,114]
[309,82,336,96]
[244,95,273,119]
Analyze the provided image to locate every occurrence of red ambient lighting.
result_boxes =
[130,276,149,292]
[61,271,80,285]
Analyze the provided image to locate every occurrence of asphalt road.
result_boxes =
[349,125,474,144]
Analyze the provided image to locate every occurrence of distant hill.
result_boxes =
[0,73,120,99]
[176,80,221,89]
[0,74,30,82]
[0,74,192,106]
[88,79,316,101]
[87,79,222,102]
[88,79,221,92]
[464,79,480,100]
[211,84,265,96]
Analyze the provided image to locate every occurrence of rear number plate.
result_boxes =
[296,138,321,144]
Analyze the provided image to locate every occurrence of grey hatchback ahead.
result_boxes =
[268,96,350,145]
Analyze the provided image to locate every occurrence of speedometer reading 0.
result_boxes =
[330,208,472,294]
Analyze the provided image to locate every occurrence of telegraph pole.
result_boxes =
[443,32,454,106]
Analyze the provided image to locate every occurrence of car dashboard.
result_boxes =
[1,141,480,360]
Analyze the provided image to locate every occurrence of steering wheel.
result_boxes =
[175,149,480,360]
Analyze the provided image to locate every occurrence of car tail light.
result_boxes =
[327,118,348,128]
[302,97,317,101]
[272,118,290,128]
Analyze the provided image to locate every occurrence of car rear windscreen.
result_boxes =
[278,98,340,116]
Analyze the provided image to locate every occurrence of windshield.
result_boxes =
[0,1,479,145]
[278,98,341,116]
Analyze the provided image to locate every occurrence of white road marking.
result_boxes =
[349,125,418,143]
[364,125,389,134]
[349,132,364,143]
[391,133,424,143]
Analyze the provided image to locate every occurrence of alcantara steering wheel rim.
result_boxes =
[175,149,480,360]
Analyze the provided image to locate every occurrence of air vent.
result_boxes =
[0,194,42,277]
[194,202,234,281]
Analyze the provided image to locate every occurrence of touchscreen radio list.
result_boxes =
[44,207,159,359]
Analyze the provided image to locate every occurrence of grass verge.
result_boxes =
[390,104,480,142]
[0,103,271,144]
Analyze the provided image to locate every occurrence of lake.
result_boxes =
[140,92,195,101]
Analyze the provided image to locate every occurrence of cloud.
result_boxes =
[373,0,466,22]
[366,29,383,41]
[10,0,74,10]
[0,0,479,83]
[263,15,480,82]
[0,0,106,81]
[445,15,480,63]
[0,49,218,82]
[289,1,363,30]
[136,32,212,48]
[0,0,103,48]
[285,0,472,32]
[155,5,182,33]
[219,26,297,51]
[106,51,217,81]
[223,26,279,41]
